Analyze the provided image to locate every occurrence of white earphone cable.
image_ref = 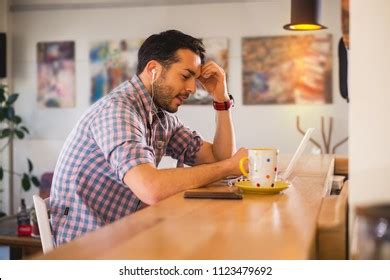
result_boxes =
[149,72,167,139]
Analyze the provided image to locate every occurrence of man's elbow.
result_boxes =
[132,178,164,206]
[123,165,164,206]
[138,191,162,206]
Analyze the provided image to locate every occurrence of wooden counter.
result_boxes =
[35,154,335,260]
[0,215,42,248]
[0,215,42,259]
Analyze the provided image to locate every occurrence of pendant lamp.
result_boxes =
[283,0,327,31]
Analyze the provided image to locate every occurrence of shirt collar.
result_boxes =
[130,75,153,116]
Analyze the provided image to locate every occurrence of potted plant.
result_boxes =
[0,83,40,215]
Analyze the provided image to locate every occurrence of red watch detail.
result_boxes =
[213,94,234,111]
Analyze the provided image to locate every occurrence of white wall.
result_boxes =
[9,0,348,210]
[0,1,7,29]
[0,0,11,215]
[349,1,390,207]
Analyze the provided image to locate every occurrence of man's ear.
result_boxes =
[146,61,160,82]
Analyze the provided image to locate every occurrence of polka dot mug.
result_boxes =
[239,148,279,187]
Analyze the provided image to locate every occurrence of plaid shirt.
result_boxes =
[50,76,203,245]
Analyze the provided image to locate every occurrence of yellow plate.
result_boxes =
[235,180,290,194]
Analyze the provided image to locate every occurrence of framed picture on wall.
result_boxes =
[183,37,229,105]
[89,38,143,104]
[242,34,333,105]
[342,0,349,49]
[37,41,75,108]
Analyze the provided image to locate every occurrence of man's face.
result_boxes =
[152,49,202,113]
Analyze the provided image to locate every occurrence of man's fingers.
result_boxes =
[201,61,218,74]
[202,72,211,79]
[200,65,214,77]
[196,79,207,90]
[201,63,225,79]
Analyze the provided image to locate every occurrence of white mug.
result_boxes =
[239,148,278,187]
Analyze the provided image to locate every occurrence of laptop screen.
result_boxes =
[281,128,315,181]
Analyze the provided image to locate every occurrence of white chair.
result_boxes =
[33,194,55,253]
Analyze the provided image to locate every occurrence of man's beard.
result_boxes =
[152,76,180,113]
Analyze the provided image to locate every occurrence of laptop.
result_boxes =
[280,128,315,181]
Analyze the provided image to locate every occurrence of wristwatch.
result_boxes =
[213,94,234,111]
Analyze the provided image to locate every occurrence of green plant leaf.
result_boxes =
[28,158,33,172]
[0,128,11,139]
[0,88,5,103]
[22,173,31,191]
[0,109,4,121]
[6,107,15,120]
[0,166,3,180]
[6,93,19,106]
[15,130,24,139]
[20,126,30,134]
[12,115,22,124]
[31,176,40,187]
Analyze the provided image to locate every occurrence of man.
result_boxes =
[50,30,247,245]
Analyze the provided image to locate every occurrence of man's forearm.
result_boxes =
[212,110,236,160]
[124,158,235,205]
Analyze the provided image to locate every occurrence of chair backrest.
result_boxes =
[33,194,55,253]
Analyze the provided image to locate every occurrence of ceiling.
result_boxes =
[10,0,272,12]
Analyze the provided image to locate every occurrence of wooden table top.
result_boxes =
[0,215,42,248]
[35,154,335,260]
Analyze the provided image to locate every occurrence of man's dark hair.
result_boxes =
[136,30,205,75]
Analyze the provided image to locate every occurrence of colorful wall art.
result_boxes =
[242,34,332,105]
[89,39,143,103]
[37,41,75,108]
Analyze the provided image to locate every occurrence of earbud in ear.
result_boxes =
[151,69,156,82]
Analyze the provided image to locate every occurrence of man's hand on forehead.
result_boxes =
[197,61,228,101]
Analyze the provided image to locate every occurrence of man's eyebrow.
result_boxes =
[184,69,196,76]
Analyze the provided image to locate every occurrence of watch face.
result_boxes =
[229,94,235,105]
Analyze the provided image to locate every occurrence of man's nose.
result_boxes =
[185,80,197,94]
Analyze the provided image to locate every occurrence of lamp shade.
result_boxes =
[283,0,327,31]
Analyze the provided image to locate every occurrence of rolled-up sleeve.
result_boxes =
[90,100,155,182]
[165,117,203,167]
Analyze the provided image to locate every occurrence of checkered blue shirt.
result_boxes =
[50,76,203,245]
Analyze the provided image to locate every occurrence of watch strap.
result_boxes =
[213,94,234,111]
